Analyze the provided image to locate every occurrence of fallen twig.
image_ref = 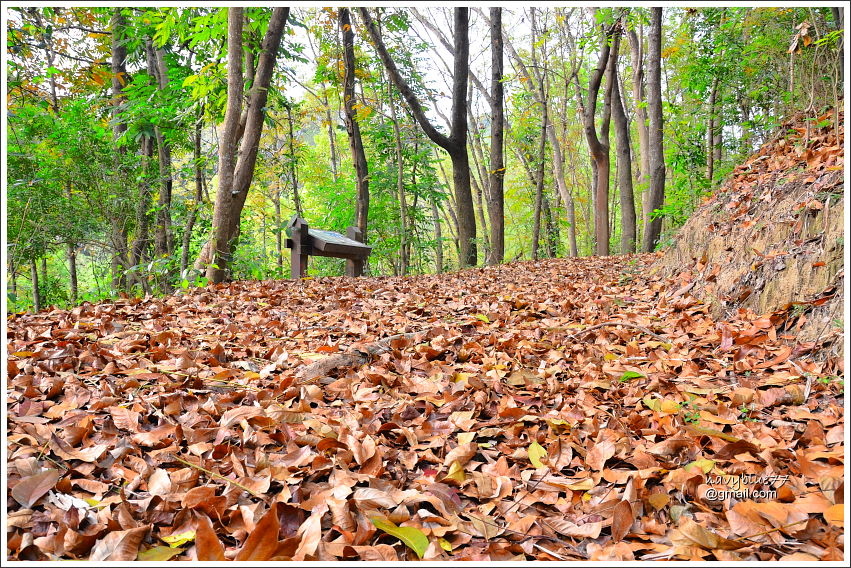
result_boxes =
[168,454,264,499]
[295,330,427,384]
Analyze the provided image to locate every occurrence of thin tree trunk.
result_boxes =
[642,7,666,252]
[543,194,558,258]
[706,75,719,183]
[181,111,205,277]
[467,110,491,256]
[431,198,443,272]
[147,39,174,267]
[31,261,41,312]
[10,256,18,299]
[323,91,339,180]
[109,8,130,291]
[531,60,549,260]
[627,23,651,237]
[611,42,637,254]
[130,136,154,295]
[579,11,616,256]
[388,87,409,274]
[487,7,505,265]
[286,104,302,217]
[340,8,369,238]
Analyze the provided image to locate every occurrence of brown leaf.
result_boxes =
[146,468,172,496]
[442,442,478,468]
[195,513,226,561]
[544,517,603,539]
[11,468,61,508]
[586,439,616,471]
[611,500,633,542]
[219,405,263,429]
[677,517,748,551]
[235,503,282,561]
[49,434,108,463]
[88,525,150,561]
[292,505,327,560]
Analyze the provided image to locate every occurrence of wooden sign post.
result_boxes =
[285,216,372,279]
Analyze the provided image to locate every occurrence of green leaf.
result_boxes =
[369,517,429,559]
[618,371,645,382]
[528,441,547,468]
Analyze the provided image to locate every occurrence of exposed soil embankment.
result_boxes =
[654,108,844,360]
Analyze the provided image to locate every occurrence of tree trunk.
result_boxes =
[109,8,130,291]
[31,260,41,312]
[181,111,205,277]
[626,23,651,237]
[642,7,666,252]
[360,7,476,267]
[431,198,443,273]
[130,136,154,295]
[543,194,558,258]
[146,39,174,268]
[467,110,491,257]
[579,12,616,256]
[203,7,289,283]
[486,7,505,265]
[706,75,719,183]
[285,104,302,217]
[611,42,637,254]
[388,87,409,274]
[531,69,548,261]
[340,8,370,240]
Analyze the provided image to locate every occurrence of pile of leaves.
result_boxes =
[6,255,844,561]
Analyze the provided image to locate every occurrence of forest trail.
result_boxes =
[7,254,844,561]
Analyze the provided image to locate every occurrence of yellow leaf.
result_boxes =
[161,530,195,548]
[438,537,453,551]
[243,371,261,380]
[659,399,682,414]
[453,372,472,383]
[824,504,844,527]
[684,459,715,474]
[137,546,183,561]
[474,313,490,323]
[444,461,466,483]
[604,352,618,361]
[528,441,547,468]
[457,432,476,445]
[566,478,595,491]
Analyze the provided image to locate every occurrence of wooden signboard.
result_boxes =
[284,216,372,278]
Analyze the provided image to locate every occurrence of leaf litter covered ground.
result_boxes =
[6,255,845,561]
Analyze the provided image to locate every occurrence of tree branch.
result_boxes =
[358,8,454,152]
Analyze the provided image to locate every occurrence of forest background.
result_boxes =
[3,3,846,312]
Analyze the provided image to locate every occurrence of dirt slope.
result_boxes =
[654,108,844,360]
